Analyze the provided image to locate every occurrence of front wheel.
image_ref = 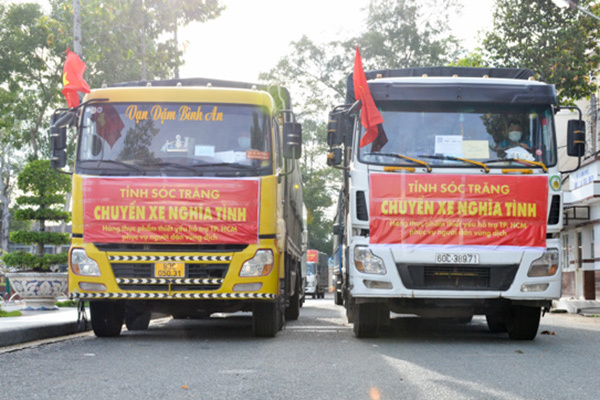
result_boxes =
[90,301,125,337]
[252,301,280,337]
[125,310,151,331]
[506,305,541,340]
[285,280,301,321]
[353,303,381,338]
[334,290,343,305]
[486,314,507,333]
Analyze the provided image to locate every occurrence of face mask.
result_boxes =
[238,137,251,149]
[508,131,521,142]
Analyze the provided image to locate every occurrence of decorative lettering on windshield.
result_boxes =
[125,105,224,124]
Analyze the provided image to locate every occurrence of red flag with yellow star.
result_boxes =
[62,49,90,108]
[353,46,384,148]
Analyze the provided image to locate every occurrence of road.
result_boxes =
[2,295,600,400]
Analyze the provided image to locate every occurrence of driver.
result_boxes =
[497,121,531,151]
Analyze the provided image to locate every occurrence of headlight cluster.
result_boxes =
[70,249,101,276]
[240,250,274,277]
[354,247,386,275]
[528,249,559,277]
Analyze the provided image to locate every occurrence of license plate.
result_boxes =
[435,253,480,264]
[154,262,185,278]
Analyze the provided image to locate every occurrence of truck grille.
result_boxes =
[396,264,518,291]
[111,263,227,292]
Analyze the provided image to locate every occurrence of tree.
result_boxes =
[3,160,71,272]
[356,0,463,69]
[0,3,64,159]
[482,0,600,104]
[260,0,464,252]
[49,0,224,86]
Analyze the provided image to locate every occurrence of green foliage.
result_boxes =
[0,3,63,158]
[0,308,22,317]
[260,0,463,251]
[482,0,600,104]
[2,160,71,272]
[357,0,462,69]
[49,0,224,86]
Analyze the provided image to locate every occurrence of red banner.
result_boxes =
[306,250,318,263]
[369,174,548,248]
[83,177,259,244]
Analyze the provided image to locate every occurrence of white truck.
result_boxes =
[305,249,329,298]
[327,66,585,339]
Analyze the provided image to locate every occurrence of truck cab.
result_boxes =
[327,67,585,339]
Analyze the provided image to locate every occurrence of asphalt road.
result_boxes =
[1,295,600,400]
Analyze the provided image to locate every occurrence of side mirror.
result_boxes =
[333,223,343,236]
[327,111,345,147]
[50,125,67,151]
[51,149,67,170]
[567,119,585,157]
[49,111,75,172]
[327,148,343,167]
[283,122,302,159]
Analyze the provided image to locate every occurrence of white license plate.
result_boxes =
[435,253,480,264]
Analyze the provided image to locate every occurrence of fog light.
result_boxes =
[79,282,107,291]
[521,283,549,292]
[363,280,392,289]
[233,283,263,292]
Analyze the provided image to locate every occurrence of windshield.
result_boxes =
[77,102,272,176]
[307,263,316,275]
[357,102,556,168]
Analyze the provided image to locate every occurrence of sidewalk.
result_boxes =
[0,301,90,348]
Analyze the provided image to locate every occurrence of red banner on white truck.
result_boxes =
[369,173,548,248]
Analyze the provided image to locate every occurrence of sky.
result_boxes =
[11,0,495,82]
[178,0,495,82]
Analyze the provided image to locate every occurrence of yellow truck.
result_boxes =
[50,78,304,337]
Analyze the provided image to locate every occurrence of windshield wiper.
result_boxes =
[486,158,547,172]
[419,154,490,173]
[365,152,432,172]
[80,159,146,175]
[190,162,255,169]
[140,161,202,175]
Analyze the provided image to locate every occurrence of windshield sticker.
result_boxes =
[83,177,259,244]
[162,135,190,152]
[369,173,548,248]
[194,145,215,157]
[246,150,270,160]
[462,140,490,159]
[126,105,224,124]
[434,135,463,156]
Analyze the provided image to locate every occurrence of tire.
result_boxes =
[252,301,279,337]
[335,291,343,306]
[125,310,151,331]
[285,281,300,321]
[90,301,125,337]
[353,303,381,338]
[486,314,507,333]
[506,305,541,340]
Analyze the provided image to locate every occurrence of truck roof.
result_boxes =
[110,77,293,112]
[345,66,556,105]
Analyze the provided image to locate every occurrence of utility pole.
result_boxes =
[73,0,82,55]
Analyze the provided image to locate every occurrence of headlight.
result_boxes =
[71,248,101,276]
[528,249,559,277]
[354,247,386,275]
[240,250,274,277]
